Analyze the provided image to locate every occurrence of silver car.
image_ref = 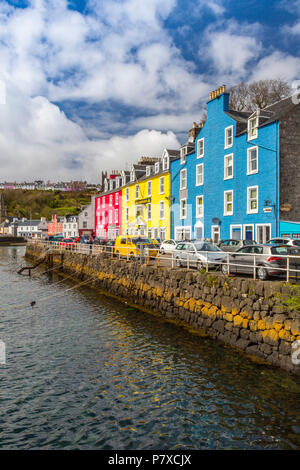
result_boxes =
[266,238,300,247]
[221,244,300,280]
[218,239,257,252]
[174,241,227,270]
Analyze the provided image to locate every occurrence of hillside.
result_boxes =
[1,189,94,220]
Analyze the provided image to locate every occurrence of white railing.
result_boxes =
[27,239,300,282]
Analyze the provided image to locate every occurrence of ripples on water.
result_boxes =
[0,247,299,450]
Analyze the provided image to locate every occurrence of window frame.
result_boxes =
[180,198,187,219]
[224,190,233,216]
[197,138,204,158]
[224,153,234,180]
[247,185,259,214]
[248,117,258,140]
[247,146,258,175]
[159,176,165,194]
[160,200,165,220]
[135,185,139,200]
[225,125,233,149]
[196,163,204,186]
[180,169,187,190]
[196,195,204,218]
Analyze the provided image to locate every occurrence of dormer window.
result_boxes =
[109,180,114,190]
[180,147,187,164]
[197,138,204,158]
[146,166,151,177]
[155,162,160,174]
[130,171,135,182]
[116,178,120,188]
[248,116,258,140]
[135,185,139,200]
[162,156,169,171]
[122,176,126,186]
[104,180,108,191]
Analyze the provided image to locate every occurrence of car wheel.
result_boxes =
[130,253,135,261]
[175,257,181,268]
[221,263,230,275]
[257,266,268,281]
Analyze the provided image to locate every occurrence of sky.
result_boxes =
[0,0,300,182]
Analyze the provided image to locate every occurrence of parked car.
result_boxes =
[218,239,257,252]
[266,237,300,247]
[174,241,226,270]
[114,236,159,259]
[221,244,300,280]
[49,235,64,244]
[59,238,76,249]
[159,239,178,254]
[75,235,93,244]
[102,240,115,253]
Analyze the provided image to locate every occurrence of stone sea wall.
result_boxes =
[26,244,300,375]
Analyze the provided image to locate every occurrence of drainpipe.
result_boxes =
[276,121,280,237]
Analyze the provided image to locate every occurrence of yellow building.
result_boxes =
[121,151,178,240]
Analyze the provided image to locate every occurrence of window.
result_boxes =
[160,227,166,240]
[180,147,187,164]
[109,210,113,223]
[247,146,258,174]
[248,117,258,140]
[102,211,105,223]
[146,166,151,177]
[147,203,151,220]
[115,209,118,222]
[162,156,169,171]
[196,196,204,218]
[196,163,204,186]
[109,194,113,205]
[147,180,152,197]
[180,169,187,190]
[180,199,187,219]
[135,185,139,200]
[125,188,129,202]
[224,190,233,215]
[160,201,165,220]
[197,138,204,158]
[115,193,119,205]
[130,171,135,182]
[155,162,160,173]
[125,207,129,222]
[224,154,234,179]
[148,228,152,238]
[247,186,258,213]
[225,126,233,148]
[160,177,165,194]
[102,197,105,207]
[116,179,120,188]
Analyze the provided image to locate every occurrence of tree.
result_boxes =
[228,79,292,112]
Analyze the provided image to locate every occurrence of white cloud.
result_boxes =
[0,82,180,182]
[252,51,300,82]
[205,21,262,77]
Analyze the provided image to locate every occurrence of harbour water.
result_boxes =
[0,246,299,450]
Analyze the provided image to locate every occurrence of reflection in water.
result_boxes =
[0,246,299,450]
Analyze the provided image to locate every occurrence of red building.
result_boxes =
[95,186,122,239]
[48,214,63,236]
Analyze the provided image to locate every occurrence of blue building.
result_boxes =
[171,85,300,243]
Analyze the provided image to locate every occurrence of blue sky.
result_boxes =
[0,0,300,181]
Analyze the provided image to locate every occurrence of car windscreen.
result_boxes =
[292,240,300,247]
[194,243,221,252]
[271,246,288,255]
[132,238,152,244]
[244,240,257,245]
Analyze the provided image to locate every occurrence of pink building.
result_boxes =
[95,188,122,239]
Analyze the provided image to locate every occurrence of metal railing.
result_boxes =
[27,239,300,282]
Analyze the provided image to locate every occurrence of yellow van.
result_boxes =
[114,236,159,259]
